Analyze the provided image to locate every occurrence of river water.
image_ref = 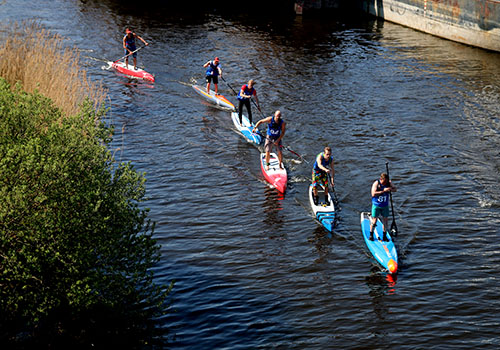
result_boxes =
[2,1,500,349]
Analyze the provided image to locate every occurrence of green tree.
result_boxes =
[0,78,172,347]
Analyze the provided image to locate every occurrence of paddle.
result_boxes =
[253,129,309,164]
[328,173,339,205]
[113,45,146,63]
[385,162,398,237]
[220,76,239,96]
[285,145,309,164]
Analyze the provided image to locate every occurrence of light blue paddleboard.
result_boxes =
[231,112,262,145]
[360,212,398,274]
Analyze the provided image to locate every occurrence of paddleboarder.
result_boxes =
[311,146,335,206]
[237,79,260,125]
[123,28,149,70]
[370,173,397,241]
[253,110,286,171]
[203,57,222,95]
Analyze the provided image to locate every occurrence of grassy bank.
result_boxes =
[0,21,105,117]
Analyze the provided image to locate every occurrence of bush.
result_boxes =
[0,78,171,347]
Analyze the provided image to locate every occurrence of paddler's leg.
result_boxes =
[277,145,283,169]
[246,100,252,124]
[323,174,330,205]
[381,213,389,241]
[206,75,211,94]
[214,76,219,95]
[312,171,319,205]
[369,207,377,241]
[264,137,272,170]
[238,100,244,125]
[133,56,137,70]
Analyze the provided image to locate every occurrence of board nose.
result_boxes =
[388,259,398,274]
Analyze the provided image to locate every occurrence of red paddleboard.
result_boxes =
[260,152,287,193]
[110,61,155,82]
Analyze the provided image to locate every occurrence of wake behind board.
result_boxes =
[309,184,336,232]
[260,153,287,194]
[360,212,398,274]
[231,112,262,145]
[110,61,155,82]
[192,85,235,110]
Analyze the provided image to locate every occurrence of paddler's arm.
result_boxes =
[276,121,286,143]
[136,34,149,46]
[203,61,210,68]
[316,154,330,173]
[239,87,250,99]
[122,36,128,52]
[252,116,271,133]
[389,181,397,192]
[254,91,260,108]
[330,160,335,187]
[371,180,380,197]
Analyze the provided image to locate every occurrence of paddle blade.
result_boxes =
[390,220,398,237]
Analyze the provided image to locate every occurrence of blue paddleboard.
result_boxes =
[360,212,398,274]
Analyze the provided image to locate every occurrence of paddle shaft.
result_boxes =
[254,130,309,164]
[385,162,398,236]
[221,76,239,96]
[328,172,339,204]
[114,46,145,63]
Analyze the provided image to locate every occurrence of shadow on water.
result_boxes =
[2,303,170,349]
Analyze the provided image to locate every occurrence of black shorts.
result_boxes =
[206,75,219,84]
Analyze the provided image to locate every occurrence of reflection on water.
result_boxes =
[262,186,285,230]
[308,226,334,264]
[365,270,397,320]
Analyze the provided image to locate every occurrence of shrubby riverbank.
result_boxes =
[0,22,172,348]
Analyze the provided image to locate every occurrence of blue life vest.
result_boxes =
[313,152,333,173]
[237,85,255,100]
[372,180,389,207]
[267,117,283,140]
[124,35,136,49]
[206,61,220,76]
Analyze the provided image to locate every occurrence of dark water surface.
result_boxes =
[2,1,500,348]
